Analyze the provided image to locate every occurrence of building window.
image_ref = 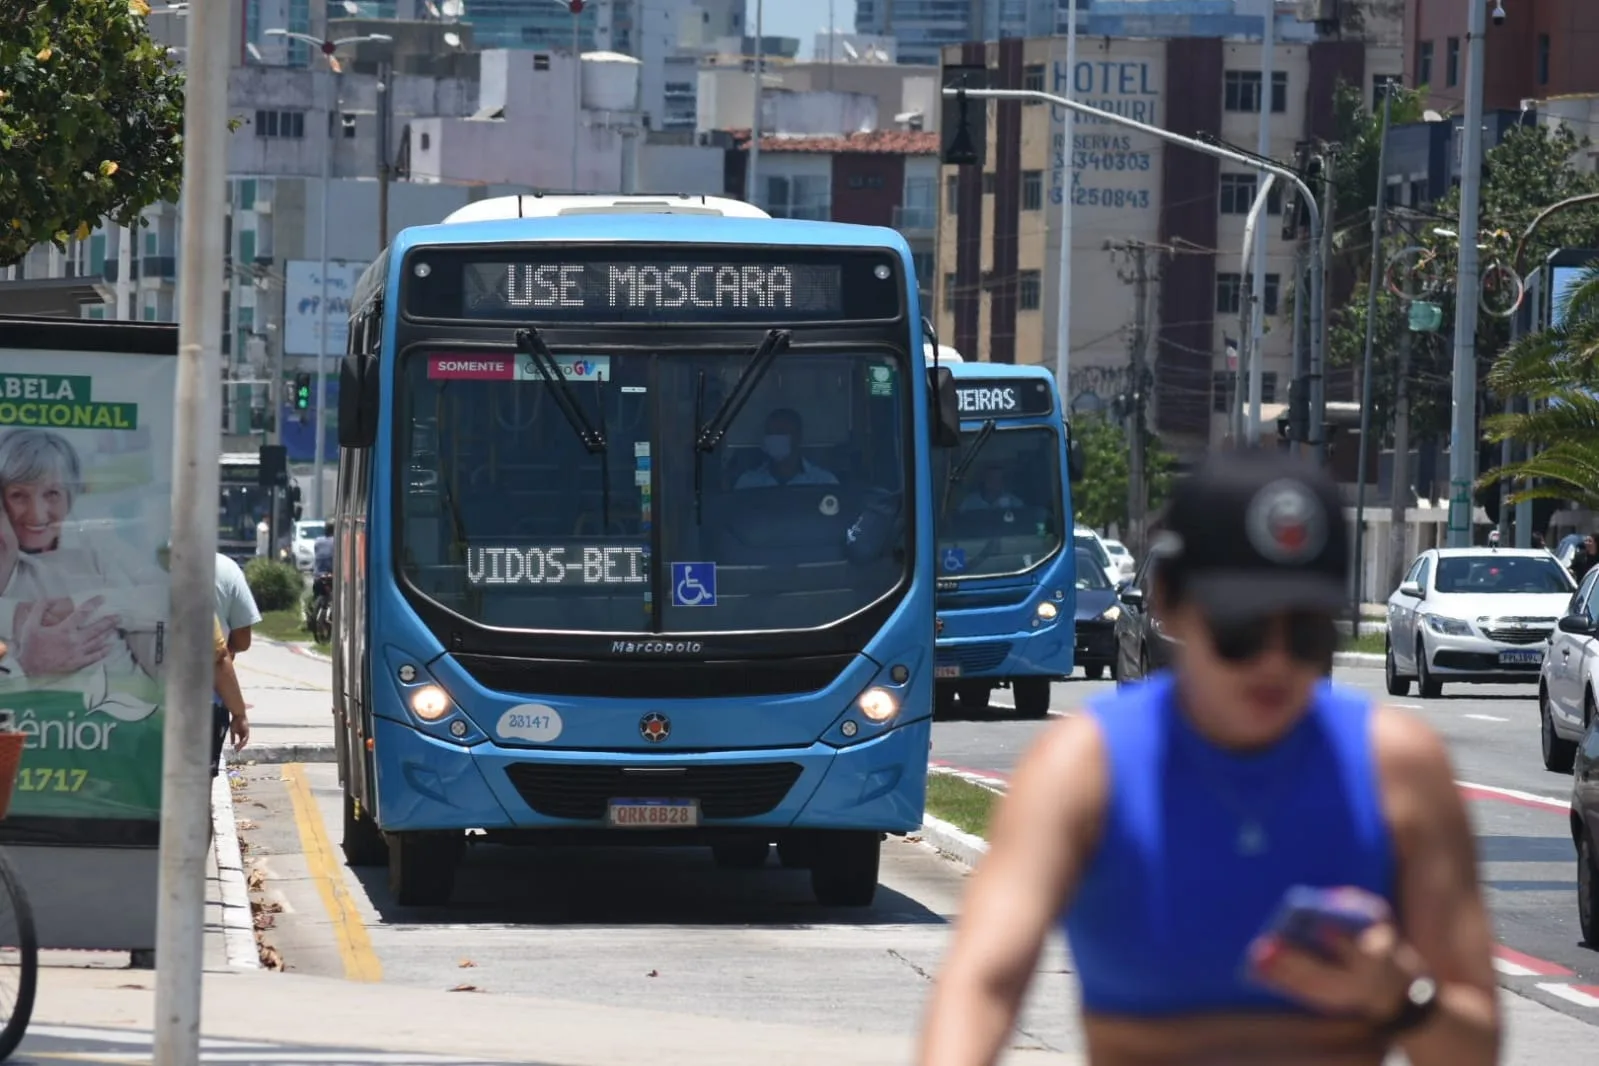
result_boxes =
[1446,37,1460,87]
[253,109,305,139]
[1262,273,1280,316]
[1212,371,1235,413]
[1271,71,1287,113]
[944,272,957,307]
[1224,70,1263,113]
[1022,170,1043,211]
[237,179,256,210]
[88,234,105,276]
[1538,34,1551,86]
[945,174,959,215]
[1219,173,1258,215]
[1417,41,1433,86]
[1023,63,1045,104]
[764,174,830,220]
[1018,270,1042,311]
[1262,372,1278,404]
[1216,272,1243,315]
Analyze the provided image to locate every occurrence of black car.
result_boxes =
[1113,546,1178,684]
[1073,549,1120,680]
[1572,714,1599,947]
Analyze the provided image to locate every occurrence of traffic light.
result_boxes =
[1278,375,1310,442]
[568,0,583,12]
[293,372,312,410]
[940,65,987,168]
[288,483,303,522]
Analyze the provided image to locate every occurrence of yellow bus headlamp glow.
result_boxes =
[1037,601,1059,621]
[410,684,452,721]
[857,687,899,723]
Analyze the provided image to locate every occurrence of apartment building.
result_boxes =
[1405,0,1599,114]
[935,33,1400,454]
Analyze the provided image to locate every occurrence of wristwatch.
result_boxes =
[1375,974,1439,1036]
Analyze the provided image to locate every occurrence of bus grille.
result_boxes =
[505,762,805,821]
[934,642,1012,674]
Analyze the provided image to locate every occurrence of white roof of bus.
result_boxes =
[924,344,964,363]
[441,195,771,224]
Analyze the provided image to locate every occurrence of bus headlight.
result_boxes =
[858,687,899,723]
[1037,602,1059,621]
[410,684,451,721]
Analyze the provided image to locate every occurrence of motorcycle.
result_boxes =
[306,573,333,644]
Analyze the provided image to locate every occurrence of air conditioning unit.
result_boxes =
[255,199,272,215]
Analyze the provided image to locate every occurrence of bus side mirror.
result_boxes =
[1066,428,1086,484]
[927,366,962,447]
[338,352,379,449]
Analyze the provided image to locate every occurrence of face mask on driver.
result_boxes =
[762,434,793,461]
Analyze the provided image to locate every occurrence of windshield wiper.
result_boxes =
[695,329,792,452]
[947,419,997,489]
[514,328,607,453]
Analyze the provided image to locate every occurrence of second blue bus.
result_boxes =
[930,358,1082,718]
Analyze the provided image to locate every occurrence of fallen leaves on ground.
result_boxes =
[247,868,266,891]
[646,969,659,977]
[236,819,257,831]
[258,944,284,970]
[449,984,482,993]
[458,959,476,968]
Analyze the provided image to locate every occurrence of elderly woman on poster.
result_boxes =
[0,427,168,684]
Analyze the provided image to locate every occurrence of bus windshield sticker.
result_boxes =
[465,545,648,586]
[671,562,718,607]
[497,704,563,744]
[867,364,895,397]
[941,547,968,574]
[426,353,611,382]
[634,441,650,458]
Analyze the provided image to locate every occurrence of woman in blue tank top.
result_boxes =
[917,450,1500,1066]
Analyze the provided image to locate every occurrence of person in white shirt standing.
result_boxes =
[211,552,260,776]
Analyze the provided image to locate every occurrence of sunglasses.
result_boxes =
[1205,611,1339,666]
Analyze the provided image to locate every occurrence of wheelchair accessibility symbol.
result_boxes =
[671,562,718,607]
[940,547,967,574]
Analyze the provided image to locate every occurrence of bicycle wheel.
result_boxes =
[1384,246,1442,300]
[0,847,39,1060]
[1480,260,1525,318]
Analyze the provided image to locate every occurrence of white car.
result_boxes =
[1386,547,1576,699]
[1539,567,1599,772]
[288,519,324,572]
[1102,538,1137,581]
[1073,526,1122,587]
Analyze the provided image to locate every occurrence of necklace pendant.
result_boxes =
[1237,820,1267,856]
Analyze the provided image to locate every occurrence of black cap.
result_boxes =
[1156,448,1348,623]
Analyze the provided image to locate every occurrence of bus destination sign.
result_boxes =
[955,378,1054,418]
[404,247,900,324]
[467,544,648,588]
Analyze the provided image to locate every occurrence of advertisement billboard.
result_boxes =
[0,343,176,830]
[284,259,368,356]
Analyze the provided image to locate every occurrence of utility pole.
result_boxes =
[1351,86,1393,637]
[156,0,229,1061]
[1448,0,1489,546]
[745,0,764,203]
[1388,273,1415,593]
[376,59,392,251]
[1247,0,1274,446]
[1108,239,1153,555]
[1313,147,1336,463]
[1055,0,1079,398]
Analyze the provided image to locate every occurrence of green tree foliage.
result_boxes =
[1477,267,1599,509]
[1072,415,1174,532]
[1330,116,1599,443]
[0,1,185,266]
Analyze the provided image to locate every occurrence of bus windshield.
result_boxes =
[932,425,1064,580]
[397,346,910,634]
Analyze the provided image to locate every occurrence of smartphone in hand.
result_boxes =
[1257,885,1392,963]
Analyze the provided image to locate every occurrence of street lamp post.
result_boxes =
[264,28,391,521]
[746,0,764,204]
[1447,0,1490,546]
[1055,0,1078,403]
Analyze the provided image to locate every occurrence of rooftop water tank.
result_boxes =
[581,51,641,113]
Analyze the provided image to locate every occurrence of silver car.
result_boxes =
[1386,548,1576,699]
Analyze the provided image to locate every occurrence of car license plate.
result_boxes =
[607,799,699,828]
[934,665,961,678]
[1498,649,1542,666]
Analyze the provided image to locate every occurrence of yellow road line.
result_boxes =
[281,763,384,982]
[237,659,332,692]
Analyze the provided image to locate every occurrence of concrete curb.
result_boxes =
[211,754,263,971]
[1334,651,1384,668]
[914,813,990,869]
[237,743,339,765]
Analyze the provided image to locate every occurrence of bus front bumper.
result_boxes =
[933,624,1072,682]
[369,714,932,837]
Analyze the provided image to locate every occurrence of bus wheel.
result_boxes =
[810,832,880,907]
[711,839,771,869]
[1012,678,1051,718]
[342,792,388,867]
[387,830,460,906]
[933,683,957,719]
[955,681,991,714]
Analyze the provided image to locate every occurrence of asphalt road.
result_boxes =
[930,666,1599,1024]
[226,645,1599,1060]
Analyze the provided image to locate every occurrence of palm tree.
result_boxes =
[1478,266,1599,508]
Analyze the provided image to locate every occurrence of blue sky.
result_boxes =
[751,0,856,57]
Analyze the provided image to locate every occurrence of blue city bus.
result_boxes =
[930,360,1083,718]
[330,194,961,907]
